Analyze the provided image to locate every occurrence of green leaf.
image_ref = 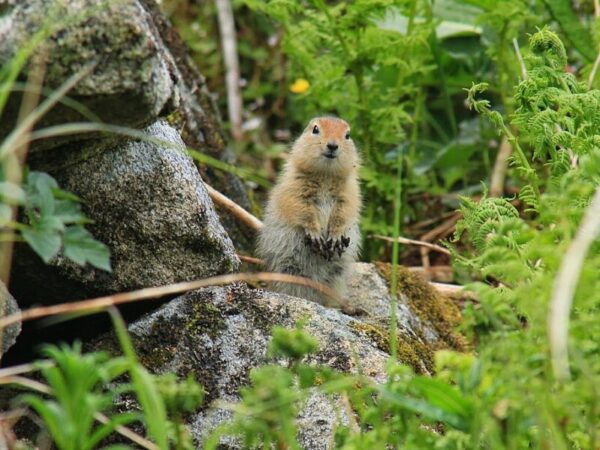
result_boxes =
[411,377,473,418]
[63,226,111,271]
[377,387,469,431]
[28,171,59,215]
[110,310,169,450]
[22,227,61,262]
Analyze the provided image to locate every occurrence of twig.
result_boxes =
[419,213,461,267]
[405,211,456,232]
[0,376,158,450]
[0,360,51,378]
[370,234,451,255]
[215,0,243,142]
[237,254,264,265]
[430,282,476,300]
[0,272,341,330]
[490,135,513,197]
[204,182,263,231]
[513,38,527,80]
[548,187,600,380]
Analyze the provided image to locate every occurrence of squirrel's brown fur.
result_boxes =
[257,117,361,304]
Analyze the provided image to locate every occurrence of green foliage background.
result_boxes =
[4,0,600,448]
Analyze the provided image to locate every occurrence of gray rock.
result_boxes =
[0,0,175,149]
[102,284,388,449]
[0,282,20,356]
[11,120,239,305]
[93,264,464,448]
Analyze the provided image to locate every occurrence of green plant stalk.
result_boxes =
[503,126,541,200]
[110,308,169,450]
[389,151,403,360]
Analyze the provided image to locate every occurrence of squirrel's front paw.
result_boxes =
[304,233,335,260]
[332,235,350,257]
[304,232,326,256]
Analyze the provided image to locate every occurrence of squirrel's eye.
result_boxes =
[312,125,319,135]
[345,131,351,139]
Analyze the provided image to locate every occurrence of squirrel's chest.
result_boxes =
[315,194,335,229]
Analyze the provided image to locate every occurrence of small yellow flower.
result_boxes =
[290,78,310,94]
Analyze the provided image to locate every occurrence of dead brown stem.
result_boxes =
[215,0,243,142]
[490,136,512,198]
[237,254,265,265]
[205,182,263,231]
[0,272,340,330]
[549,187,600,380]
[419,213,461,268]
[371,234,451,255]
[0,51,47,287]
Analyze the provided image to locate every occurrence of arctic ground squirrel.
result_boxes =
[257,116,361,304]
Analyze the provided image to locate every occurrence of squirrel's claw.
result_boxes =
[305,234,350,260]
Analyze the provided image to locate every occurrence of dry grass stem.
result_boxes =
[490,136,513,198]
[0,272,340,330]
[419,213,461,267]
[204,183,263,231]
[371,234,451,255]
[237,254,265,265]
[215,0,243,141]
[0,51,47,287]
[548,186,600,380]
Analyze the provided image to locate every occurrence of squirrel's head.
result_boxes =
[289,116,359,176]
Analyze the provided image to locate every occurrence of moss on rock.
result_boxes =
[374,262,468,353]
[350,321,434,374]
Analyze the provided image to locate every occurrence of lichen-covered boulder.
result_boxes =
[0,282,20,356]
[0,0,175,148]
[347,262,467,373]
[0,0,254,250]
[10,120,239,307]
[89,263,464,449]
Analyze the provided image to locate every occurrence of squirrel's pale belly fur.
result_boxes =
[257,117,361,304]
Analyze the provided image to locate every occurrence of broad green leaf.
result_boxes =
[29,171,59,215]
[377,387,469,431]
[22,227,61,262]
[54,199,87,224]
[411,377,473,418]
[63,226,111,271]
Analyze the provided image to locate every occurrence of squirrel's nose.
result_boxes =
[327,142,339,151]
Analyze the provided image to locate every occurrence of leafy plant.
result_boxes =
[4,170,111,270]
[18,342,134,450]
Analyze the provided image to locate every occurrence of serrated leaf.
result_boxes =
[22,227,61,263]
[54,199,87,224]
[26,171,58,215]
[63,226,111,272]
